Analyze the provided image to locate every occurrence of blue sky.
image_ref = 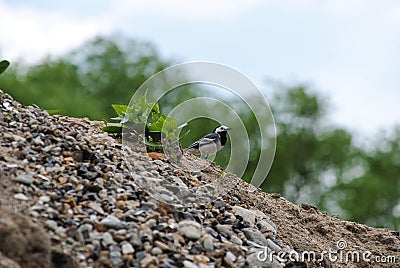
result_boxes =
[1,0,399,137]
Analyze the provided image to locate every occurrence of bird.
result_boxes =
[186,125,231,159]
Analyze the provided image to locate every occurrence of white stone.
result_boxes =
[178,220,202,240]
[121,242,134,255]
[232,206,256,225]
[13,193,29,201]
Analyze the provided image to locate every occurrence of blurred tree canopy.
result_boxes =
[0,35,398,229]
[0,36,173,119]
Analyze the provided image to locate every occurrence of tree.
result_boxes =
[0,35,174,119]
[331,127,400,228]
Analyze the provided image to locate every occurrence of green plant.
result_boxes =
[103,96,186,153]
[0,60,10,76]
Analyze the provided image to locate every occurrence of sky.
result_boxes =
[1,0,399,138]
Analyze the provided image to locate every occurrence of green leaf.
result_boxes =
[152,102,160,113]
[179,129,191,141]
[0,60,10,75]
[144,141,161,147]
[163,116,177,132]
[46,109,61,115]
[148,113,166,132]
[111,104,128,117]
[102,125,123,133]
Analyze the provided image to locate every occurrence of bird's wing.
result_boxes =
[187,140,200,150]
[188,133,219,148]
[202,132,219,142]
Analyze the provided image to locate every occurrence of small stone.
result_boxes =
[216,224,233,238]
[100,215,125,229]
[193,255,209,264]
[12,134,26,142]
[232,206,256,225]
[135,250,147,261]
[39,195,51,203]
[79,223,93,240]
[246,252,284,268]
[140,255,158,267]
[102,232,116,247]
[45,220,58,231]
[226,251,236,262]
[110,251,124,267]
[32,137,44,146]
[153,160,164,165]
[267,239,282,253]
[141,201,157,210]
[178,220,202,240]
[121,242,135,255]
[37,174,50,181]
[144,218,157,228]
[202,236,214,252]
[183,260,198,268]
[88,202,104,214]
[12,174,34,185]
[242,228,268,246]
[160,193,174,203]
[231,234,243,245]
[154,240,171,251]
[253,209,277,234]
[13,193,29,201]
[151,247,162,255]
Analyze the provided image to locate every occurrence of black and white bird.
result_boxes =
[186,125,231,159]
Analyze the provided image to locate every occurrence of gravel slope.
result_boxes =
[0,93,399,268]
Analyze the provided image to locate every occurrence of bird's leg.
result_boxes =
[205,154,209,160]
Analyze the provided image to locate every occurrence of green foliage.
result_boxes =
[0,60,10,75]
[0,35,172,119]
[46,109,62,115]
[104,98,179,149]
[101,125,123,133]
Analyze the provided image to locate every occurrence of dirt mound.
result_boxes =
[0,92,399,267]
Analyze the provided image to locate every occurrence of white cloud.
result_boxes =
[0,0,112,63]
[109,0,263,20]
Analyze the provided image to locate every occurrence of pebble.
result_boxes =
[231,234,243,245]
[100,215,125,229]
[242,228,269,246]
[267,239,282,253]
[216,224,233,238]
[39,195,51,203]
[232,206,256,225]
[140,255,158,267]
[78,223,93,240]
[101,232,116,247]
[183,260,199,268]
[13,193,29,201]
[151,247,162,255]
[88,202,105,214]
[178,220,202,240]
[203,236,214,251]
[121,242,135,255]
[226,251,236,262]
[11,174,34,185]
[45,220,58,231]
[247,252,284,268]
[109,251,124,267]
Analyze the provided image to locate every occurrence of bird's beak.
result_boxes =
[226,127,232,131]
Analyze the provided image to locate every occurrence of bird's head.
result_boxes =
[214,125,232,133]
